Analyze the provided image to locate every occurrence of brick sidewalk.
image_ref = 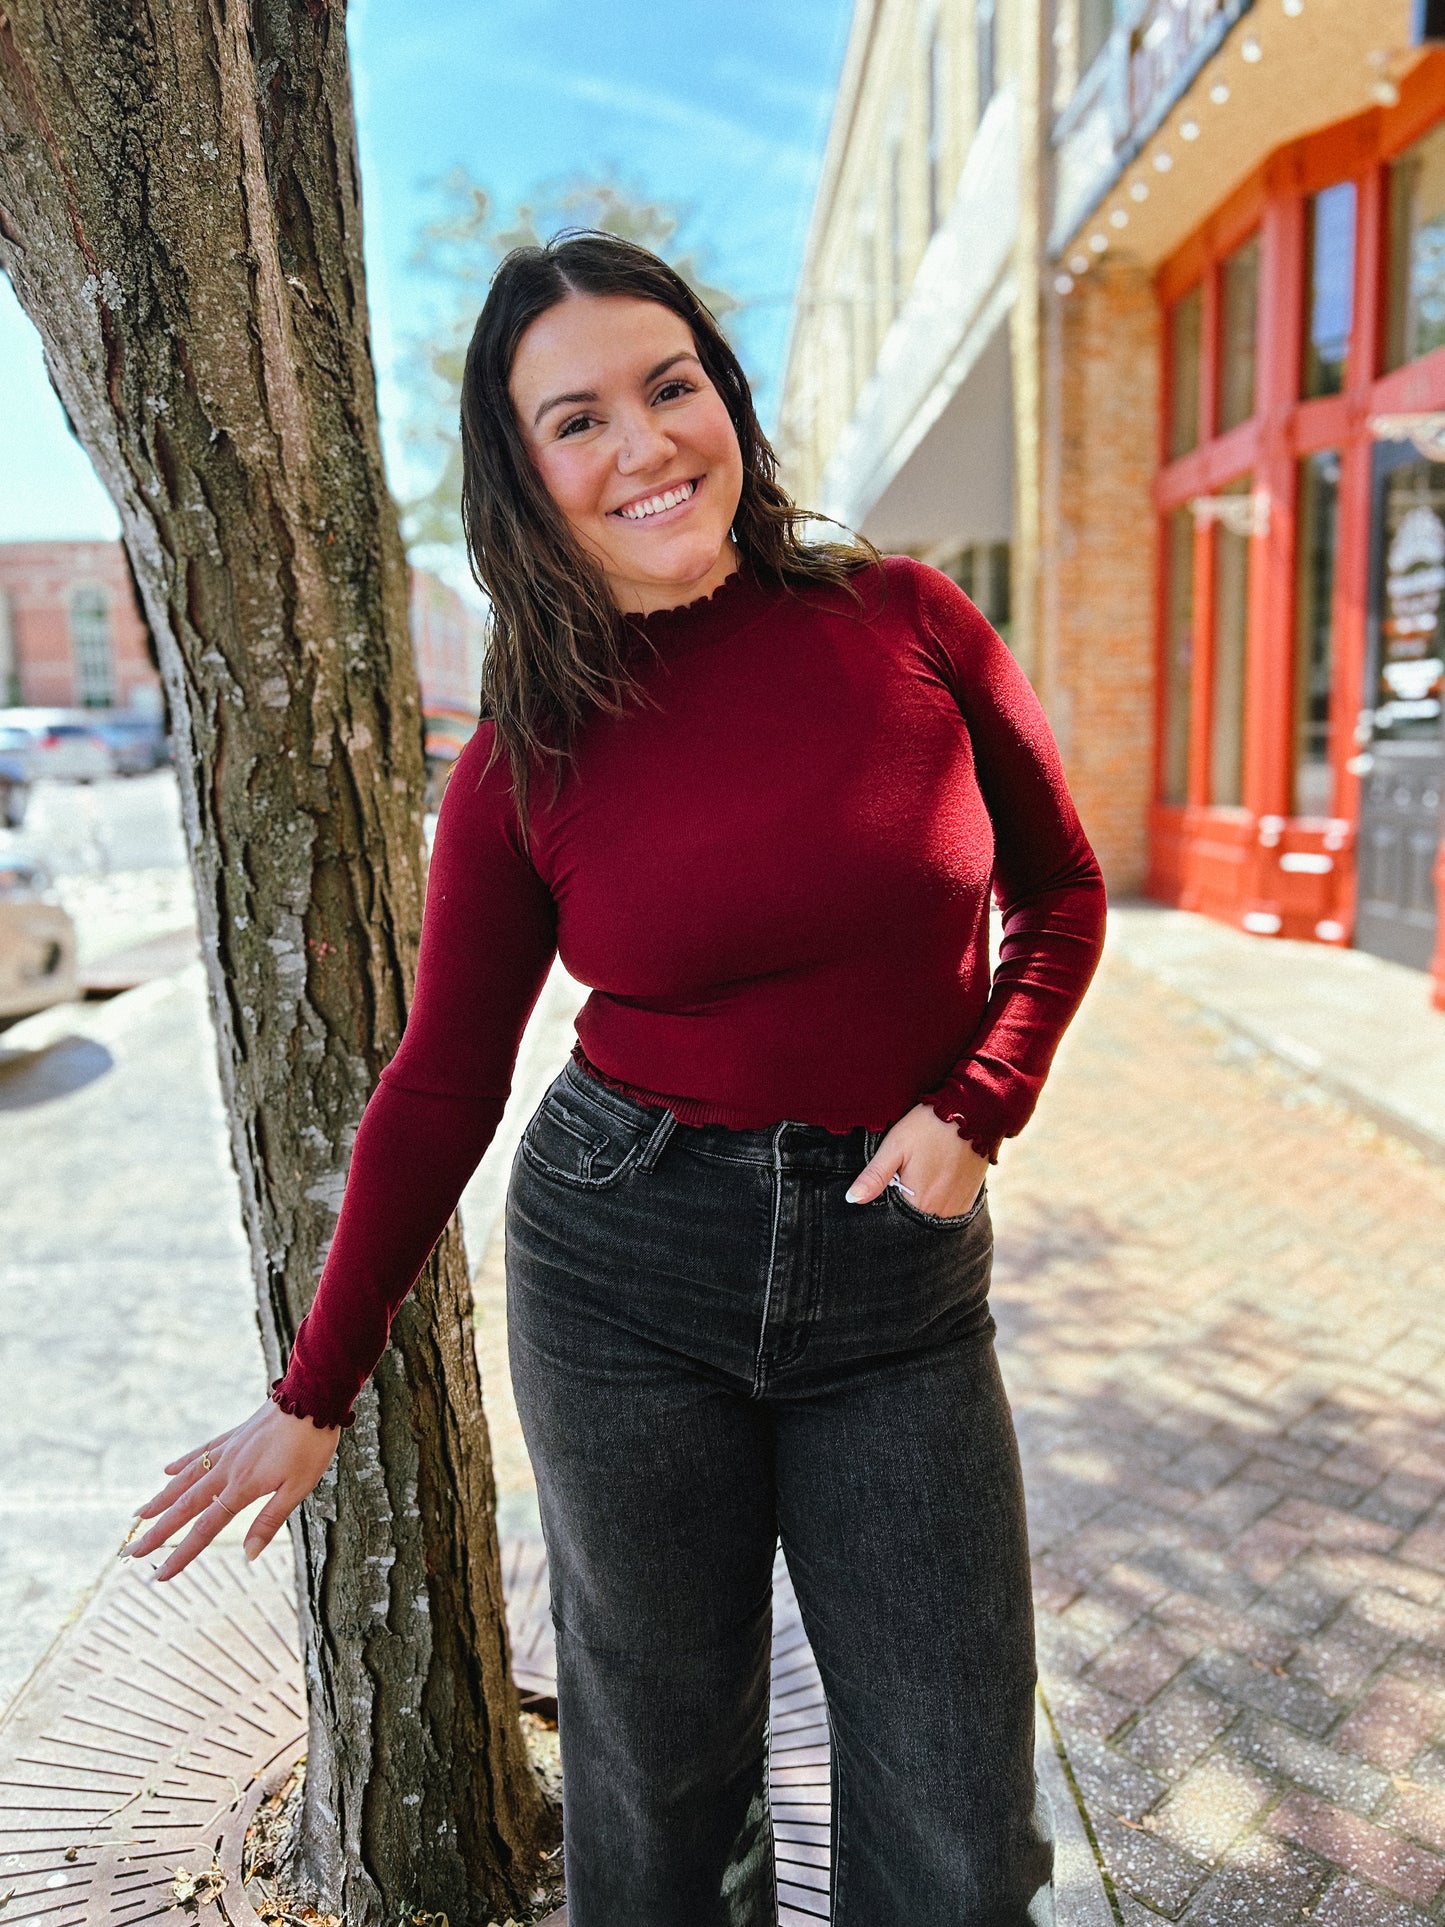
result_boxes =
[995,952,1445,1924]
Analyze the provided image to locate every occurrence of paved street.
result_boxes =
[1001,951,1445,1924]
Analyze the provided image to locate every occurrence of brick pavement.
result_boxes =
[993,951,1445,1923]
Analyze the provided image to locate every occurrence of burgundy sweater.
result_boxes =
[273,557,1106,1428]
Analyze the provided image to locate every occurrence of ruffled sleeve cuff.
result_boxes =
[924,1093,1003,1165]
[269,1376,355,1431]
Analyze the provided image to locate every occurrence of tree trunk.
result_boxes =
[0,3,551,1919]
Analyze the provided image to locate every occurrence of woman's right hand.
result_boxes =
[124,1399,342,1582]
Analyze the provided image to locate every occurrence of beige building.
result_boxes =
[782,0,1023,639]
[782,0,1445,1010]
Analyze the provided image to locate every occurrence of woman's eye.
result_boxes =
[654,380,695,405]
[557,413,595,439]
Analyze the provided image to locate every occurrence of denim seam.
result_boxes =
[750,1123,788,1399]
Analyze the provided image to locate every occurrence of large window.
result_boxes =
[944,543,1012,644]
[1078,0,1115,76]
[888,137,905,320]
[1168,286,1203,460]
[70,589,113,709]
[1218,235,1261,432]
[927,26,947,237]
[1293,452,1341,814]
[1161,510,1195,806]
[1386,121,1445,371]
[1209,484,1253,808]
[976,0,996,117]
[1374,459,1445,743]
[1303,183,1356,398]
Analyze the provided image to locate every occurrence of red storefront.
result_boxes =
[1147,53,1445,1008]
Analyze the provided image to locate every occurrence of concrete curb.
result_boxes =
[1037,1693,1121,1925]
[1105,903,1445,1165]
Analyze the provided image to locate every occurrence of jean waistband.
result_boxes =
[561,1055,879,1175]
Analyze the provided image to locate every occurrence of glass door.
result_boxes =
[1355,443,1445,968]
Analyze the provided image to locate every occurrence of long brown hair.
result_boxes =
[459,229,878,830]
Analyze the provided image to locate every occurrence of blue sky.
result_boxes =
[0,0,851,545]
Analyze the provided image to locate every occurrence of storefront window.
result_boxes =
[1386,121,1445,371]
[1293,451,1341,815]
[1168,286,1202,460]
[1374,458,1445,743]
[1161,510,1194,805]
[1218,235,1260,433]
[1209,481,1253,807]
[1303,183,1355,399]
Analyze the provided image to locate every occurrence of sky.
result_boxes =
[0,0,852,550]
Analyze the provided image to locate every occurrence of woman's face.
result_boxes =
[509,292,744,616]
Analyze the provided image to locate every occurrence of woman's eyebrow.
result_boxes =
[532,352,700,428]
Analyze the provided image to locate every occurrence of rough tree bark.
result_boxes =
[0,3,551,1919]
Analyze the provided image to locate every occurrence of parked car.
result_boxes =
[3,718,114,782]
[0,854,79,1025]
[93,714,168,775]
[0,727,31,827]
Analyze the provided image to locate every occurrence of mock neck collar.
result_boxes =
[623,563,777,653]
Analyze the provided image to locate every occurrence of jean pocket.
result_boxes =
[519,1075,666,1191]
[886,1178,989,1233]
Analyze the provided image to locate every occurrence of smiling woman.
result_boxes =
[133,230,1106,1927]
[455,232,879,835]
[512,300,744,615]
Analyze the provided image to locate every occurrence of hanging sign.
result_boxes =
[1189,489,1271,538]
[1371,412,1445,461]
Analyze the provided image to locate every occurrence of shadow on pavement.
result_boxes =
[0,1034,114,1108]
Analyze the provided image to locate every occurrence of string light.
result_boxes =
[1088,233,1109,253]
[1180,119,1201,140]
[1241,36,1263,60]
[1054,274,1075,295]
[1068,253,1090,275]
[1282,0,1303,13]
[1210,82,1230,104]
[1110,209,1129,229]
[1130,181,1150,203]
[1154,151,1174,173]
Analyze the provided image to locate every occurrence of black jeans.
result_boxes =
[506,1058,1054,1927]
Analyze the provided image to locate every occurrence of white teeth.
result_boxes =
[618,481,695,521]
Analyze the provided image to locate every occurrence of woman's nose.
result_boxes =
[614,414,674,474]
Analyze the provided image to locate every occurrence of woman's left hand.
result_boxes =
[845,1102,989,1217]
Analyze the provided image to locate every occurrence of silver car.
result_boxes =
[0,854,80,1025]
[24,721,115,782]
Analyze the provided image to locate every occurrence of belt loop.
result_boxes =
[636,1109,678,1173]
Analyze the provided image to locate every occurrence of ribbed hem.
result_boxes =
[270,1376,354,1430]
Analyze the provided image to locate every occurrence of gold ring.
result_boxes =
[212,1495,237,1518]
[200,1451,212,1472]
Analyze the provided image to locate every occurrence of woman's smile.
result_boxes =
[610,476,702,524]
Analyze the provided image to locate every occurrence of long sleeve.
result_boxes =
[906,560,1107,1159]
[272,727,558,1428]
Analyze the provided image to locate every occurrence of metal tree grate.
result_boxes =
[0,1536,834,1926]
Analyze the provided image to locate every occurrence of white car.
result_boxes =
[24,721,116,782]
[0,854,80,1025]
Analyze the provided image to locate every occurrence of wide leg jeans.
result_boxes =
[506,1057,1055,1927]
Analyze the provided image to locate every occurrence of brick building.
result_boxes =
[780,0,1445,1010]
[0,541,159,714]
[0,540,486,774]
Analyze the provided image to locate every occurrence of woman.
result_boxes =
[129,231,1105,1925]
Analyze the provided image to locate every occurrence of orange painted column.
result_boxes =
[1242,194,1306,924]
